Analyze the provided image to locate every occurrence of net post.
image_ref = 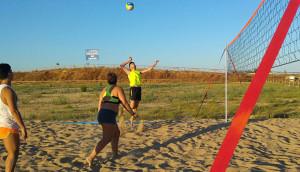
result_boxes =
[225,45,228,123]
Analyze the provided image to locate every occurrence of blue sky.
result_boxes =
[0,0,299,72]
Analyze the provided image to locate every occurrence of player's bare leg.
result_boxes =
[3,133,20,172]
[118,108,126,117]
[130,100,139,126]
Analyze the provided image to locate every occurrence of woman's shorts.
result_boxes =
[97,108,118,124]
[130,87,141,101]
[0,127,19,139]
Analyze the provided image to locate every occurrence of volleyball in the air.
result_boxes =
[126,2,134,11]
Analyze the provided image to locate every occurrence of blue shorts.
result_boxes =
[97,108,118,124]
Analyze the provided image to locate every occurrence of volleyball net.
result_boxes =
[227,0,300,73]
[211,0,300,171]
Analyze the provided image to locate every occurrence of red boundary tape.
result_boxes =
[196,71,217,116]
[210,0,300,171]
[206,71,216,96]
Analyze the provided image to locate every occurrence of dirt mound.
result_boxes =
[14,67,254,83]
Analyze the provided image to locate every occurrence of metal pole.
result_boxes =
[225,46,228,122]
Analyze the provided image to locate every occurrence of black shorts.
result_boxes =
[97,108,118,124]
[130,87,141,101]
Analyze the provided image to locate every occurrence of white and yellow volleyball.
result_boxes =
[126,2,134,11]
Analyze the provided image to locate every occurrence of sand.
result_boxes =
[0,119,299,171]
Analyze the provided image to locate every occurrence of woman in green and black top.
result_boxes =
[86,72,138,166]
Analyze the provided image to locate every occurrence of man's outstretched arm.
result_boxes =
[140,60,159,74]
[120,57,132,75]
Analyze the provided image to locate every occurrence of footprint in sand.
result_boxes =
[167,143,183,152]
[277,136,290,144]
[38,151,47,156]
[60,157,72,163]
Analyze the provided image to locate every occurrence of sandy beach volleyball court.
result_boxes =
[0,118,299,171]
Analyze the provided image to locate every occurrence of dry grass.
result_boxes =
[13,81,300,121]
[11,68,299,121]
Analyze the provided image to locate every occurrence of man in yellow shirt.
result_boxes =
[120,57,159,125]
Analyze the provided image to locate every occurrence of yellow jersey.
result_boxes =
[128,70,141,87]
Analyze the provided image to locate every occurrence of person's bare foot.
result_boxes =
[86,157,93,167]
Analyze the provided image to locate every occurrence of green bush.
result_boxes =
[80,85,88,92]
